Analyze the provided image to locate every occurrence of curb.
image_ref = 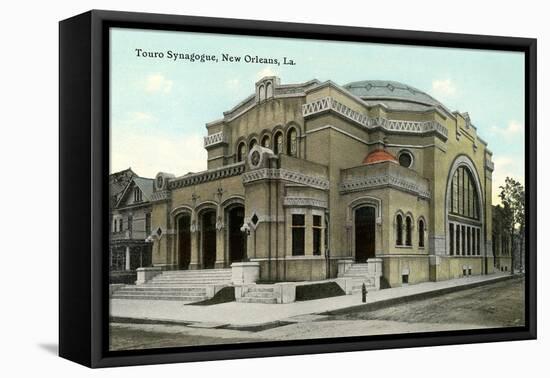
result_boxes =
[322,274,517,316]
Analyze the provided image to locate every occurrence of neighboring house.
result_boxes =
[110,171,154,275]
[144,77,495,287]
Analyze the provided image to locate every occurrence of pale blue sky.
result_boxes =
[110,28,525,203]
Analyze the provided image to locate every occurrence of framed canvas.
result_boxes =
[59,10,537,368]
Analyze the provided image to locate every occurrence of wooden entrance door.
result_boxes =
[201,210,217,269]
[228,206,246,263]
[355,206,375,262]
[177,214,191,269]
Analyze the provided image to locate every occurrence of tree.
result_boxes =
[499,177,525,274]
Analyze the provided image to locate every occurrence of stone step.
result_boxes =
[343,274,372,278]
[151,276,231,281]
[148,280,230,285]
[154,274,231,278]
[237,297,277,304]
[244,291,276,298]
[161,270,231,275]
[114,292,206,298]
[119,287,206,293]
[246,287,274,293]
[344,268,371,272]
[111,294,207,301]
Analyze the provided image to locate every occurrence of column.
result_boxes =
[125,246,131,271]
[456,224,461,257]
[189,213,200,269]
[472,227,476,255]
[305,209,313,256]
[190,232,200,269]
[215,226,225,268]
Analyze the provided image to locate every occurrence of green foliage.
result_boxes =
[498,177,526,272]
[499,177,525,233]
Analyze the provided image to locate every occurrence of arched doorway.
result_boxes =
[177,213,191,269]
[201,209,217,269]
[355,206,376,262]
[227,206,246,263]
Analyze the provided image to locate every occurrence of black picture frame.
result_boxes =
[59,9,537,368]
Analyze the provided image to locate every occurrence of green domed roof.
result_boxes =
[344,80,444,110]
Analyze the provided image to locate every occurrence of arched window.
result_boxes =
[265,82,273,99]
[396,214,403,246]
[287,128,297,156]
[450,166,480,219]
[274,132,283,155]
[448,162,483,257]
[237,142,246,162]
[418,219,425,248]
[258,84,265,101]
[261,134,271,148]
[133,187,142,202]
[405,216,412,246]
[249,138,257,151]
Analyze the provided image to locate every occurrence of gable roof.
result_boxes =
[114,176,154,209]
[109,168,136,207]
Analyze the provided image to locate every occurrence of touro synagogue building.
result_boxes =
[112,76,495,291]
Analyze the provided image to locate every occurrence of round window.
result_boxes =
[398,151,413,168]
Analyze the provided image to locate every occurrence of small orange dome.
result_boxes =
[363,149,398,165]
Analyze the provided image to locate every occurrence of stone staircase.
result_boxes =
[341,263,379,293]
[111,269,232,301]
[236,285,278,304]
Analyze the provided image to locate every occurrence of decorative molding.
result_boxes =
[485,157,495,172]
[302,96,448,139]
[340,174,431,199]
[242,168,329,190]
[150,190,171,202]
[283,197,328,208]
[203,131,228,148]
[169,162,245,189]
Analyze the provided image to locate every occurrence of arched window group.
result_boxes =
[451,166,480,219]
[395,213,426,248]
[235,127,299,161]
[448,163,482,257]
[257,81,273,102]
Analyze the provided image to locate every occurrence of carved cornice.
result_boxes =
[169,162,245,190]
[340,174,431,199]
[283,197,328,208]
[203,131,228,148]
[242,168,329,190]
[302,96,448,139]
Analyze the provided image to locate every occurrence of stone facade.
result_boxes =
[147,77,495,287]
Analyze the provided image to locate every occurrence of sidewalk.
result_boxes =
[110,272,513,327]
